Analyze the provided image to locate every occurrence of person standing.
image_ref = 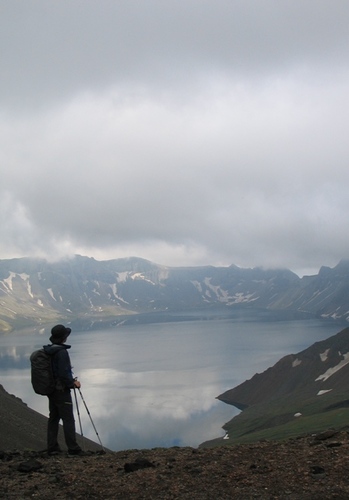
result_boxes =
[44,324,83,455]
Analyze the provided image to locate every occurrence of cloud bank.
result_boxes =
[1,1,349,276]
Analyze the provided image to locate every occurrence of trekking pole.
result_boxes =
[78,387,105,451]
[73,387,84,439]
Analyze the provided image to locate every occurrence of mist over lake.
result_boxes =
[0,310,341,451]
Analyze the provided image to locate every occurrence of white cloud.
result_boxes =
[1,1,349,275]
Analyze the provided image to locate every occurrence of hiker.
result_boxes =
[43,324,83,455]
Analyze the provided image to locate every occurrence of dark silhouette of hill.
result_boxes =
[0,384,101,452]
[204,327,349,446]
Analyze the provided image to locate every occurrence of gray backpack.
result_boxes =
[30,349,56,395]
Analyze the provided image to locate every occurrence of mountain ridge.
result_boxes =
[1,255,349,332]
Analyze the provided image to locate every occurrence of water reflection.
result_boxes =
[76,364,235,449]
[0,314,341,450]
[0,346,31,367]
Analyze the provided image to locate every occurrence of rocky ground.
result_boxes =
[2,429,349,499]
[2,384,349,498]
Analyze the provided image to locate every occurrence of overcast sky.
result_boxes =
[1,1,349,276]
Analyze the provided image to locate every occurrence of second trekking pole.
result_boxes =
[78,387,105,451]
[73,387,83,438]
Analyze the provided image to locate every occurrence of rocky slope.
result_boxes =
[0,384,102,452]
[219,327,349,409]
[2,430,349,498]
[205,327,349,446]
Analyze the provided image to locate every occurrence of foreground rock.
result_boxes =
[2,430,349,498]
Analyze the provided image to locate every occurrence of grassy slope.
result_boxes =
[203,389,349,447]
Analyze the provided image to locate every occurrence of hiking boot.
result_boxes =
[67,449,89,457]
[47,447,62,456]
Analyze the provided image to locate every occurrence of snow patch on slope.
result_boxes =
[116,272,128,283]
[231,292,258,304]
[317,389,332,396]
[191,278,258,304]
[130,273,156,285]
[292,358,302,367]
[47,288,56,301]
[109,284,129,304]
[315,352,349,382]
[2,272,17,291]
[116,271,156,285]
[319,349,330,362]
[2,272,33,297]
[191,280,203,293]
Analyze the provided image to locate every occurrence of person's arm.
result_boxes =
[55,349,78,389]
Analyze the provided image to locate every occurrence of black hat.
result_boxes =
[50,324,71,343]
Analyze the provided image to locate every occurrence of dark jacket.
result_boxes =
[43,343,75,390]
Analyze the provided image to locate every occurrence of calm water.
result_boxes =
[0,311,341,450]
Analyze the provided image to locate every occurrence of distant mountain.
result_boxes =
[1,255,349,332]
[202,326,349,447]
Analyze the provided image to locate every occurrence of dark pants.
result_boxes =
[47,389,81,453]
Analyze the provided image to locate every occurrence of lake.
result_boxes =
[0,310,342,451]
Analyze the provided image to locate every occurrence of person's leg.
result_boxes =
[58,390,81,453]
[47,395,61,453]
